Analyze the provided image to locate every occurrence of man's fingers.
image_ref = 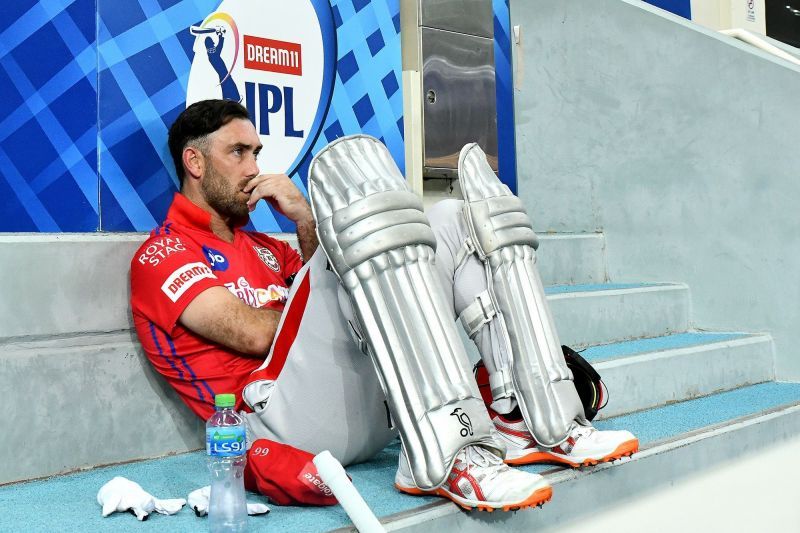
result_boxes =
[243,174,273,193]
[247,187,268,211]
[247,176,297,203]
[247,183,285,215]
[246,177,274,204]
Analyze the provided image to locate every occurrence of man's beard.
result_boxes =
[201,162,250,223]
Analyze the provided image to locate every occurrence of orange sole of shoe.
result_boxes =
[505,438,640,468]
[395,483,553,512]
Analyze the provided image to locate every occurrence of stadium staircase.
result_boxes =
[1,228,798,532]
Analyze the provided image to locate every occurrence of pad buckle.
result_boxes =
[458,290,497,339]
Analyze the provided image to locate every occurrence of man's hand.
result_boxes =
[244,174,312,224]
[244,173,318,260]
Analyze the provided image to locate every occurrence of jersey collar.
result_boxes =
[166,193,216,234]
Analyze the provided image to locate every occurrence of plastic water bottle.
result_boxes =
[207,393,248,532]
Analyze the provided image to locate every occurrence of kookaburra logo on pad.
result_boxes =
[450,408,474,437]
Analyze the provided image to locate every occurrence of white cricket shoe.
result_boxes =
[394,445,552,512]
[492,412,639,467]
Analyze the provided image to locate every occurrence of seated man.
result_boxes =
[130,99,637,512]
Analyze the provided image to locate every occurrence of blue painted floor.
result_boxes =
[3,382,800,533]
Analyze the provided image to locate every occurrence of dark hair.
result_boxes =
[168,99,250,185]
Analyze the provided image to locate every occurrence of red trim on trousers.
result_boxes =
[248,270,312,382]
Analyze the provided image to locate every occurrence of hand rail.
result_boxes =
[719,28,800,67]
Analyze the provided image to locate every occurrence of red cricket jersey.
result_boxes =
[130,193,303,420]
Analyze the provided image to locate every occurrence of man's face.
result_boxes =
[200,118,262,221]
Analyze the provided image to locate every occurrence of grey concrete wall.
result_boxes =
[511,0,800,379]
[0,234,145,338]
[0,332,204,484]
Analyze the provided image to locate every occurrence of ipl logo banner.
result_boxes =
[186,0,336,177]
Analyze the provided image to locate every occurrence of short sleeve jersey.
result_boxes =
[130,193,303,420]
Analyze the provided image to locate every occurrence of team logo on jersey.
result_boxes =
[202,245,229,272]
[186,0,336,177]
[224,276,289,308]
[254,246,280,272]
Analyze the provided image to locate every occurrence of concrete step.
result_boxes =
[546,282,690,347]
[0,232,604,339]
[585,332,775,418]
[0,332,203,485]
[4,383,798,531]
[0,234,145,338]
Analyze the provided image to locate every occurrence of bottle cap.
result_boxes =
[214,393,236,408]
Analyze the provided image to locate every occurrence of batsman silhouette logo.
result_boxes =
[186,0,336,176]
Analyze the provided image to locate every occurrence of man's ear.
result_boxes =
[183,146,205,181]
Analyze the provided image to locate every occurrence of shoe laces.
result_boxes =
[570,424,596,443]
[461,445,507,483]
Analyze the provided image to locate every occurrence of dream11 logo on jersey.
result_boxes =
[186,0,336,177]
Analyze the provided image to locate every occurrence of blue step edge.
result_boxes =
[4,382,800,533]
[545,282,676,295]
[577,331,758,363]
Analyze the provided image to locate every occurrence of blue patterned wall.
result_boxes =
[0,0,98,231]
[1,0,515,232]
[0,0,403,232]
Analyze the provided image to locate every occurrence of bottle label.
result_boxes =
[206,426,247,457]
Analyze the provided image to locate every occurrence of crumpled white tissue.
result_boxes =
[97,476,186,521]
